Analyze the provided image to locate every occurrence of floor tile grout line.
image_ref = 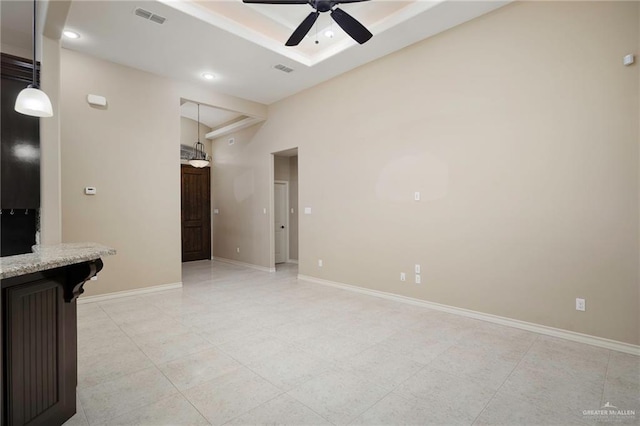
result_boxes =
[600,350,612,407]
[153,362,215,425]
[469,333,540,425]
[90,293,218,424]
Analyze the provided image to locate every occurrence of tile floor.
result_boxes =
[64,261,639,425]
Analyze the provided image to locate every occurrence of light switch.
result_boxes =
[414,192,420,201]
[304,207,312,214]
[290,208,295,214]
[213,209,219,215]
[263,208,267,214]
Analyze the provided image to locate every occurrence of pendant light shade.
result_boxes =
[15,86,53,117]
[15,0,53,118]
[188,104,210,168]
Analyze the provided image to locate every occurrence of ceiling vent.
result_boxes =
[273,64,294,73]
[134,7,166,25]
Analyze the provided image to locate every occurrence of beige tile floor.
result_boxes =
[64,261,639,425]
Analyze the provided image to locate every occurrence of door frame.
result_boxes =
[274,180,289,264]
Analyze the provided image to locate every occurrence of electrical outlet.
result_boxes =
[415,264,421,274]
[236,247,240,253]
[400,272,406,282]
[415,274,421,284]
[318,259,323,267]
[576,298,586,311]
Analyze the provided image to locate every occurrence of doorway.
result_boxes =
[272,149,299,269]
[181,165,211,262]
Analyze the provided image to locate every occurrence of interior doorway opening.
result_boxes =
[271,148,299,270]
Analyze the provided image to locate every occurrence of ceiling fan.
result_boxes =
[242,0,373,47]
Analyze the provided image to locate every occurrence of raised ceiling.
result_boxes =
[57,0,509,104]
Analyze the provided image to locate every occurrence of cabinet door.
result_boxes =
[4,280,76,426]
[1,60,41,209]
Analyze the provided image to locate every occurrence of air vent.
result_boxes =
[134,7,166,25]
[149,14,166,25]
[274,64,294,73]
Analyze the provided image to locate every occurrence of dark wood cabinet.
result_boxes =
[1,54,41,209]
[1,54,41,256]
[1,260,103,426]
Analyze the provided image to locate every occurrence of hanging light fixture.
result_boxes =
[15,0,53,118]
[188,104,210,168]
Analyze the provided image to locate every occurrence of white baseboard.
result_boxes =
[297,274,639,356]
[287,259,299,264]
[78,282,183,304]
[212,257,276,273]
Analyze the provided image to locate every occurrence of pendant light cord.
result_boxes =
[32,0,37,88]
[197,104,200,143]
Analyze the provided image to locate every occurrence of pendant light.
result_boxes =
[15,0,53,118]
[188,104,210,168]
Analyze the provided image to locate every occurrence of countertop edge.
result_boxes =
[0,243,116,280]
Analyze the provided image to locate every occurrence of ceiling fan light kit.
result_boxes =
[242,0,373,47]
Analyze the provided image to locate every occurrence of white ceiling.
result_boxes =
[5,0,509,105]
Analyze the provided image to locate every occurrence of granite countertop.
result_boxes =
[0,242,116,279]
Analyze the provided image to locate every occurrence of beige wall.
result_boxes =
[211,1,639,344]
[274,156,290,181]
[60,49,264,296]
[40,35,62,245]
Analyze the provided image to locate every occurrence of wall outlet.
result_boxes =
[400,272,406,282]
[415,274,421,284]
[415,264,421,274]
[236,247,240,253]
[576,298,586,311]
[318,259,323,267]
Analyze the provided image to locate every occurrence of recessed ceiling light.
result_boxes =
[324,30,334,38]
[202,73,216,80]
[63,30,80,39]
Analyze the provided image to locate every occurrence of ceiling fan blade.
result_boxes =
[242,0,309,4]
[330,7,372,44]
[286,11,319,46]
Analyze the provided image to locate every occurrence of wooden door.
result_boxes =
[181,165,211,262]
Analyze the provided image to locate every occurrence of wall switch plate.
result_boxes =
[318,259,323,267]
[290,208,294,214]
[263,208,267,214]
[415,274,421,284]
[304,207,312,214]
[576,298,586,311]
[400,272,406,282]
[414,192,421,201]
[213,209,219,215]
[415,264,421,274]
[236,247,240,253]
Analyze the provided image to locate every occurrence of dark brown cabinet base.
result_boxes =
[1,260,103,426]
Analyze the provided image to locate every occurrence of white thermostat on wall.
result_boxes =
[84,187,97,195]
